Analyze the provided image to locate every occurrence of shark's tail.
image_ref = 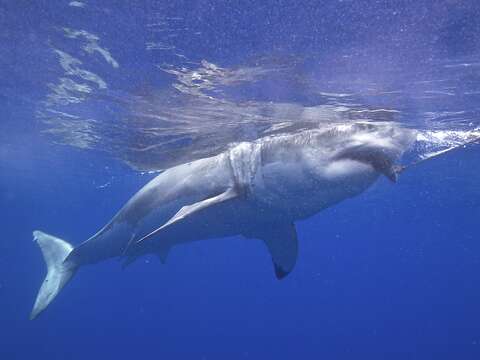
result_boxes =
[30,230,78,320]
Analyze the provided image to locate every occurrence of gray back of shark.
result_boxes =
[30,122,415,319]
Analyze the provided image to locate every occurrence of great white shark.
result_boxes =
[31,122,420,319]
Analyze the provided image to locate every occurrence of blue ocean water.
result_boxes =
[1,1,480,359]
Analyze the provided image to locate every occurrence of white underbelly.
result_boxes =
[253,159,379,220]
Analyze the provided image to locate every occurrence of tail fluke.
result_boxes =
[30,231,77,320]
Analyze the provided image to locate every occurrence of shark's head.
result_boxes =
[329,122,415,182]
[334,145,399,182]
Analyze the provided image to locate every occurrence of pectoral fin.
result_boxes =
[251,224,298,279]
[137,187,239,244]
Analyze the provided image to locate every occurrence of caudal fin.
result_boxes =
[30,231,77,320]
